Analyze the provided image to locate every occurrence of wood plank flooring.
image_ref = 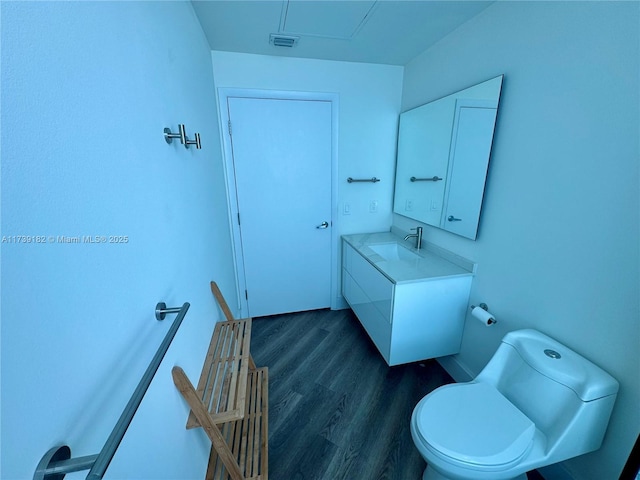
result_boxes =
[250,308,450,480]
[250,308,545,480]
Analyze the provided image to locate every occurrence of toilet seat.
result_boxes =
[414,382,535,469]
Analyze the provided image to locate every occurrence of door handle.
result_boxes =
[447,215,462,222]
[316,221,329,229]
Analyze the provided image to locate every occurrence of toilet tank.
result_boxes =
[475,329,619,460]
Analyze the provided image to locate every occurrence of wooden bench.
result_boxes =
[172,282,268,480]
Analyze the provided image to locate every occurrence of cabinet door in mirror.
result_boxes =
[393,75,503,240]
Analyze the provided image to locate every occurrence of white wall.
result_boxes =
[395,2,639,479]
[210,51,403,307]
[1,2,235,479]
[3,2,637,479]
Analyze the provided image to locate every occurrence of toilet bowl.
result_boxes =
[411,329,619,480]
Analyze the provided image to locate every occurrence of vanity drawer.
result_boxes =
[342,269,391,361]
[342,242,393,322]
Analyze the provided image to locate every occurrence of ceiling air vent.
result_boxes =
[269,34,300,48]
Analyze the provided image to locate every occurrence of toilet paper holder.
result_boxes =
[470,303,489,312]
[470,303,497,325]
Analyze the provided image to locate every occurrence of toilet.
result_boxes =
[411,329,619,480]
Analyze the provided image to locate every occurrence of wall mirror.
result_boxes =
[393,75,504,240]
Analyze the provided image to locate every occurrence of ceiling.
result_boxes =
[191,1,493,66]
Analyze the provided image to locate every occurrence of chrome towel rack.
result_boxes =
[410,176,442,182]
[347,177,380,183]
[34,302,190,480]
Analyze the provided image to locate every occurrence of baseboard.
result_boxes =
[332,295,349,311]
[436,355,474,382]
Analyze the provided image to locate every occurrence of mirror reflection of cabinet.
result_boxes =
[393,75,503,240]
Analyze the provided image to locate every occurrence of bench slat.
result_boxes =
[187,319,252,428]
[204,368,269,480]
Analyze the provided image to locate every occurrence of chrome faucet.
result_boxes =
[404,226,423,250]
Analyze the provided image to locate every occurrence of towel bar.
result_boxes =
[34,302,190,480]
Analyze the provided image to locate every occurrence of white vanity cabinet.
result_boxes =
[341,234,473,366]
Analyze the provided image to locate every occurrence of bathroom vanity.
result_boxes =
[341,231,475,365]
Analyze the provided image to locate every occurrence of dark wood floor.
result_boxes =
[250,308,545,480]
[250,308,451,480]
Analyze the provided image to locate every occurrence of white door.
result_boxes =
[443,99,498,239]
[226,96,333,317]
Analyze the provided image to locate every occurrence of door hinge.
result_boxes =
[245,289,248,300]
[237,212,241,225]
[228,120,232,136]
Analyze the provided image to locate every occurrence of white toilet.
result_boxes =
[411,329,619,480]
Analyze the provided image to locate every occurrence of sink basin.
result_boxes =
[369,243,421,262]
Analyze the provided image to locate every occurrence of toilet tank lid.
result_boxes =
[502,329,619,401]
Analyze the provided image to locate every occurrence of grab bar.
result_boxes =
[35,302,190,480]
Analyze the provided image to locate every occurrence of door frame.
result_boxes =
[217,88,339,318]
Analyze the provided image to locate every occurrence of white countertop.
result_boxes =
[342,231,475,284]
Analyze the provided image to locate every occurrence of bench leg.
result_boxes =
[172,366,245,480]
[210,281,237,322]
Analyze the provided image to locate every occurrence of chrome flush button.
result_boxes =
[544,349,562,359]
